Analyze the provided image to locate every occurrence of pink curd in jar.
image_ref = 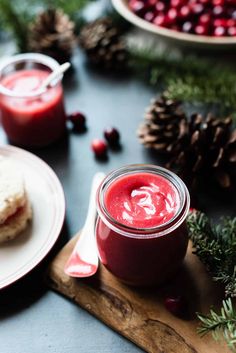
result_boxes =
[96,165,190,286]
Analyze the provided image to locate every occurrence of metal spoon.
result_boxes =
[64,172,105,278]
[41,62,71,90]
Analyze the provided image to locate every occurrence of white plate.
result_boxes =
[0,145,65,289]
[112,0,236,49]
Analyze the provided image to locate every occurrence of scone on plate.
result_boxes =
[0,157,32,243]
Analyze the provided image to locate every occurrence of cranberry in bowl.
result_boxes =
[96,164,190,286]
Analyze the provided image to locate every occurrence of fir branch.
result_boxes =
[129,47,236,116]
[0,0,94,51]
[197,298,236,352]
[187,211,236,297]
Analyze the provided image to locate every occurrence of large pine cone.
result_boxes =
[29,8,76,64]
[138,95,188,153]
[79,18,127,69]
[138,95,236,189]
[169,113,236,188]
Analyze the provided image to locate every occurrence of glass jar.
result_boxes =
[96,164,190,286]
[0,53,66,147]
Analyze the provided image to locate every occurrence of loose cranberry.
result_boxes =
[214,26,226,35]
[164,295,185,316]
[91,139,107,157]
[104,127,120,145]
[68,112,86,130]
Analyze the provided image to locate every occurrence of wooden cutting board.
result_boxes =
[47,233,229,353]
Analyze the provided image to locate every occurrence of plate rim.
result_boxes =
[112,0,236,46]
[0,144,65,290]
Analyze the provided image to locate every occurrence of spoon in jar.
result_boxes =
[64,172,105,278]
[40,62,71,90]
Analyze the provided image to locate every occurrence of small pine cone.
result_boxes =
[168,113,236,189]
[29,8,76,64]
[138,95,188,153]
[79,18,127,69]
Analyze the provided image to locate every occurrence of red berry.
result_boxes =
[182,21,194,33]
[214,26,226,36]
[144,11,155,22]
[91,139,107,157]
[179,5,191,19]
[68,112,86,130]
[104,127,120,145]
[153,14,166,26]
[167,8,178,22]
[213,5,224,16]
[155,1,165,12]
[199,14,210,25]
[191,3,204,14]
[170,0,183,8]
[164,295,185,316]
[195,24,209,35]
[228,26,236,35]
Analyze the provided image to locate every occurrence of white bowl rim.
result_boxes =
[112,0,236,45]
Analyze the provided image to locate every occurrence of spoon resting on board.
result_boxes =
[64,172,105,278]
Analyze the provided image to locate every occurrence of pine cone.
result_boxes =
[138,95,188,153]
[138,95,236,189]
[28,8,76,64]
[169,113,236,189]
[79,18,127,69]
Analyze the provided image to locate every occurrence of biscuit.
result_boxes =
[0,198,32,243]
[0,156,32,243]
[0,157,26,224]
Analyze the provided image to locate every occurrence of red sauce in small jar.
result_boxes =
[0,54,66,147]
[96,165,190,286]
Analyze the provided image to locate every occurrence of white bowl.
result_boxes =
[112,0,236,49]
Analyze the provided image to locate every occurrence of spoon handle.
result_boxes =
[41,62,71,90]
[83,172,105,233]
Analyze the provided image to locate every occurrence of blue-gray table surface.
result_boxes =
[0,46,235,353]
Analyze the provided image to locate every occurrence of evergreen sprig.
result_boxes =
[0,0,94,52]
[197,298,236,352]
[187,211,236,297]
[129,47,236,117]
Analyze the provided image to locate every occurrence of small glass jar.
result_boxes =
[96,164,190,286]
[0,53,66,147]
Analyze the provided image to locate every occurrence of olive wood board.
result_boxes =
[47,232,229,353]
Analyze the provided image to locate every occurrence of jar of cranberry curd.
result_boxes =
[0,53,66,147]
[96,165,190,286]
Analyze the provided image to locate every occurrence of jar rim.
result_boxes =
[0,53,61,98]
[97,164,190,239]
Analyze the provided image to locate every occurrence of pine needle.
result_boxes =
[129,47,236,118]
[187,211,236,297]
[197,298,236,352]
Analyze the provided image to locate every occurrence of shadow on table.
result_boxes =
[0,220,70,319]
